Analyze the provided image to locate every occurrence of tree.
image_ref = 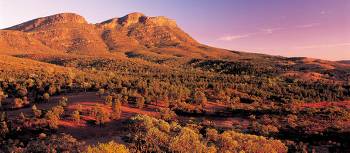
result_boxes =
[71,110,80,123]
[111,99,122,120]
[17,87,28,98]
[51,106,64,117]
[17,112,27,122]
[58,97,68,107]
[45,110,60,129]
[77,104,83,112]
[169,127,207,153]
[32,104,42,118]
[22,96,30,105]
[45,106,64,129]
[136,97,145,109]
[163,96,170,108]
[159,108,176,121]
[0,89,7,109]
[0,121,9,138]
[122,95,129,105]
[98,88,105,97]
[13,98,24,108]
[96,108,109,126]
[105,95,113,106]
[48,86,57,95]
[0,112,8,122]
[82,82,91,93]
[194,91,207,107]
[43,93,50,103]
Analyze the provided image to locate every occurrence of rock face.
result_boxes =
[98,12,198,52]
[6,13,88,32]
[0,12,235,58]
[0,30,58,54]
[5,13,108,54]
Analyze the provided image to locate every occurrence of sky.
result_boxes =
[0,0,349,60]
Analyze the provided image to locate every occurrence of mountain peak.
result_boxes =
[118,12,147,26]
[124,12,146,18]
[48,13,87,23]
[6,12,88,32]
[1,12,211,57]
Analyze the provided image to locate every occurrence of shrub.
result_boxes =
[159,108,177,121]
[71,110,80,123]
[111,99,122,120]
[95,108,110,126]
[105,95,113,106]
[136,97,145,109]
[169,127,208,153]
[43,93,50,102]
[25,134,83,153]
[58,97,68,107]
[98,88,105,97]
[32,104,42,118]
[86,141,129,153]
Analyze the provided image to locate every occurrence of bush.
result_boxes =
[25,134,83,153]
[136,97,145,109]
[71,110,80,123]
[86,141,129,153]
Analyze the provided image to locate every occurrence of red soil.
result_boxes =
[300,101,350,109]
[4,92,252,144]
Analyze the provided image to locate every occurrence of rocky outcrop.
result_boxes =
[6,13,88,32]
[0,12,235,59]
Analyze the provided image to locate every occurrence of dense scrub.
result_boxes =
[125,115,288,153]
[0,54,349,152]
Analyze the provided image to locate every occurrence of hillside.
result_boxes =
[0,12,350,153]
[339,60,350,64]
[1,12,236,59]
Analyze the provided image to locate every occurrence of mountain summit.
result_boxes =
[6,13,88,32]
[0,12,234,58]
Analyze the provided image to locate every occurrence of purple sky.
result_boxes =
[0,0,349,60]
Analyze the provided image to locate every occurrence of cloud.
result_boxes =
[218,33,253,41]
[296,23,320,28]
[260,28,283,34]
[218,27,284,41]
[293,43,350,49]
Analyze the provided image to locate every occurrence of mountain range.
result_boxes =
[0,12,349,73]
[0,12,242,59]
